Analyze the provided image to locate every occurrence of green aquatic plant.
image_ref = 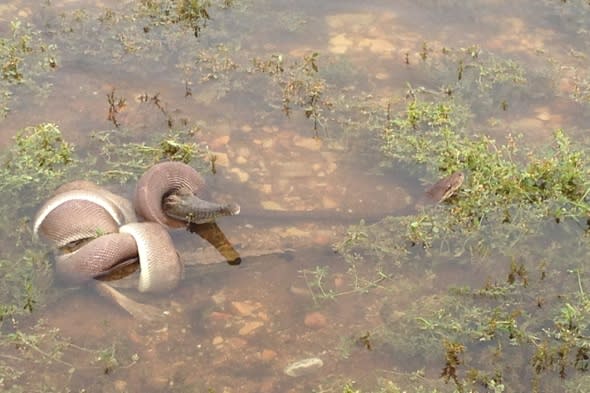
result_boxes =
[139,0,212,37]
[0,124,76,323]
[252,52,331,135]
[0,19,58,118]
[0,123,75,191]
[90,126,207,183]
[0,319,138,390]
[420,45,528,116]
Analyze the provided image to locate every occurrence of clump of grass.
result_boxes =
[139,0,212,37]
[252,52,332,135]
[90,126,207,183]
[0,20,57,84]
[0,123,75,200]
[0,124,77,323]
[0,123,78,255]
[0,319,139,390]
[0,19,58,118]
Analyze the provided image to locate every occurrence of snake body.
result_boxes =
[120,222,182,293]
[54,233,138,284]
[134,161,207,228]
[33,161,240,302]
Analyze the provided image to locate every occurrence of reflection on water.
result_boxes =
[2,0,590,391]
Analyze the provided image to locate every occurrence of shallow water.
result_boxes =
[2,0,590,392]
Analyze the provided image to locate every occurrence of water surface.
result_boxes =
[2,0,590,392]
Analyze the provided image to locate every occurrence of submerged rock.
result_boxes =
[283,357,324,377]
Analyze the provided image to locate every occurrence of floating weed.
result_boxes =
[95,343,120,374]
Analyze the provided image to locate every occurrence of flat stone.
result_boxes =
[261,138,274,149]
[209,311,232,322]
[230,167,250,183]
[239,321,264,336]
[260,349,277,361]
[370,39,395,54]
[210,135,230,149]
[330,45,349,54]
[282,227,309,238]
[257,311,269,321]
[260,200,285,210]
[227,337,248,349]
[293,135,322,151]
[212,152,229,167]
[535,108,551,121]
[330,33,352,47]
[231,301,259,317]
[289,285,311,297]
[211,291,226,305]
[321,195,339,209]
[329,34,353,53]
[312,230,333,246]
[114,380,127,392]
[304,312,328,329]
[237,147,250,157]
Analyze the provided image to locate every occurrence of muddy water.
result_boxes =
[2,0,590,392]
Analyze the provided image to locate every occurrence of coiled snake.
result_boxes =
[33,161,240,319]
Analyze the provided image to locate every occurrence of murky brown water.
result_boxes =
[3,0,590,392]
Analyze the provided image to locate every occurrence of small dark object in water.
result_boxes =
[425,171,465,203]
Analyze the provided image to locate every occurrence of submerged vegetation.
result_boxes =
[334,44,590,393]
[0,20,57,118]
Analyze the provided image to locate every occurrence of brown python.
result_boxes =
[33,161,240,319]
